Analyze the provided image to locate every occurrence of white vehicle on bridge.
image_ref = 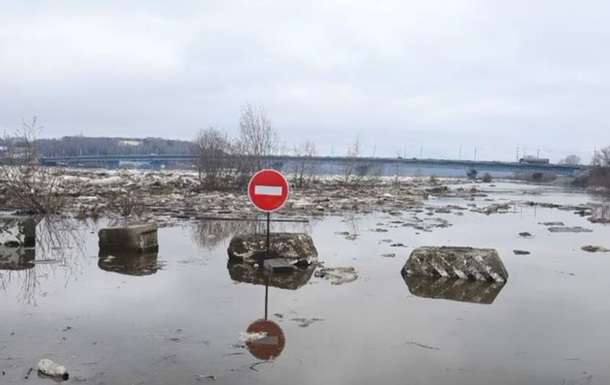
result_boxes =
[519,156,550,164]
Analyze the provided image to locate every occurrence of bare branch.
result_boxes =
[291,141,318,188]
[238,103,278,171]
[559,154,581,165]
[0,117,67,214]
[592,147,610,167]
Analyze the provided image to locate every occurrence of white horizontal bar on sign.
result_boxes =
[254,185,283,196]
[255,336,280,345]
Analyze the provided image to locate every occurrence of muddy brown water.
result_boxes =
[1,184,610,384]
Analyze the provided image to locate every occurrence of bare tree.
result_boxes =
[238,103,278,171]
[592,146,610,167]
[227,139,254,189]
[560,154,582,165]
[393,151,402,188]
[108,193,146,218]
[191,126,255,190]
[291,141,318,188]
[193,127,233,190]
[342,138,380,186]
[0,117,66,214]
[343,138,361,184]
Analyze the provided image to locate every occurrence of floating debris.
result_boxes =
[37,359,69,381]
[581,245,610,253]
[405,341,441,351]
[291,318,323,327]
[548,226,593,233]
[539,222,564,226]
[315,267,358,285]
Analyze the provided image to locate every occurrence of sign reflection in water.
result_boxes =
[236,260,316,361]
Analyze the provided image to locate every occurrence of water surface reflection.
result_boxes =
[193,218,313,249]
[228,261,315,290]
[403,273,506,304]
[0,247,35,270]
[243,276,288,361]
[0,217,87,305]
[98,251,162,276]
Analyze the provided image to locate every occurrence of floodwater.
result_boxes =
[1,184,610,385]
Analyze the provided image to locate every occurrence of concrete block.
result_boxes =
[0,216,36,247]
[227,233,318,266]
[402,246,508,283]
[98,223,158,253]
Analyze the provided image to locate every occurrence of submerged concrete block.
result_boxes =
[227,233,318,266]
[402,246,508,283]
[403,276,506,304]
[264,258,297,273]
[98,251,160,276]
[0,216,35,248]
[98,223,158,253]
[228,261,315,290]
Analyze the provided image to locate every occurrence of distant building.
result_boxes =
[119,140,142,147]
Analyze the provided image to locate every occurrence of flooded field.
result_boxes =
[1,182,610,385]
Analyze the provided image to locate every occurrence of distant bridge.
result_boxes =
[39,154,585,177]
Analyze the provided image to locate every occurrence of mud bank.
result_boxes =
[1,168,472,219]
[3,169,607,228]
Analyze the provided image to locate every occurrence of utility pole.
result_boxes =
[459,145,462,160]
[516,147,520,162]
[474,147,477,160]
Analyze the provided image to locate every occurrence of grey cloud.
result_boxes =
[0,0,608,161]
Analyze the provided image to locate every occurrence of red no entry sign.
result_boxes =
[248,169,289,212]
[246,319,286,360]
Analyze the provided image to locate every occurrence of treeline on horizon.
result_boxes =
[7,136,198,157]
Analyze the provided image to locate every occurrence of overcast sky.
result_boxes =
[1,1,608,161]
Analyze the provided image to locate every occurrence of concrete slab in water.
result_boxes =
[228,232,318,265]
[264,258,297,273]
[98,223,158,253]
[403,246,508,283]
